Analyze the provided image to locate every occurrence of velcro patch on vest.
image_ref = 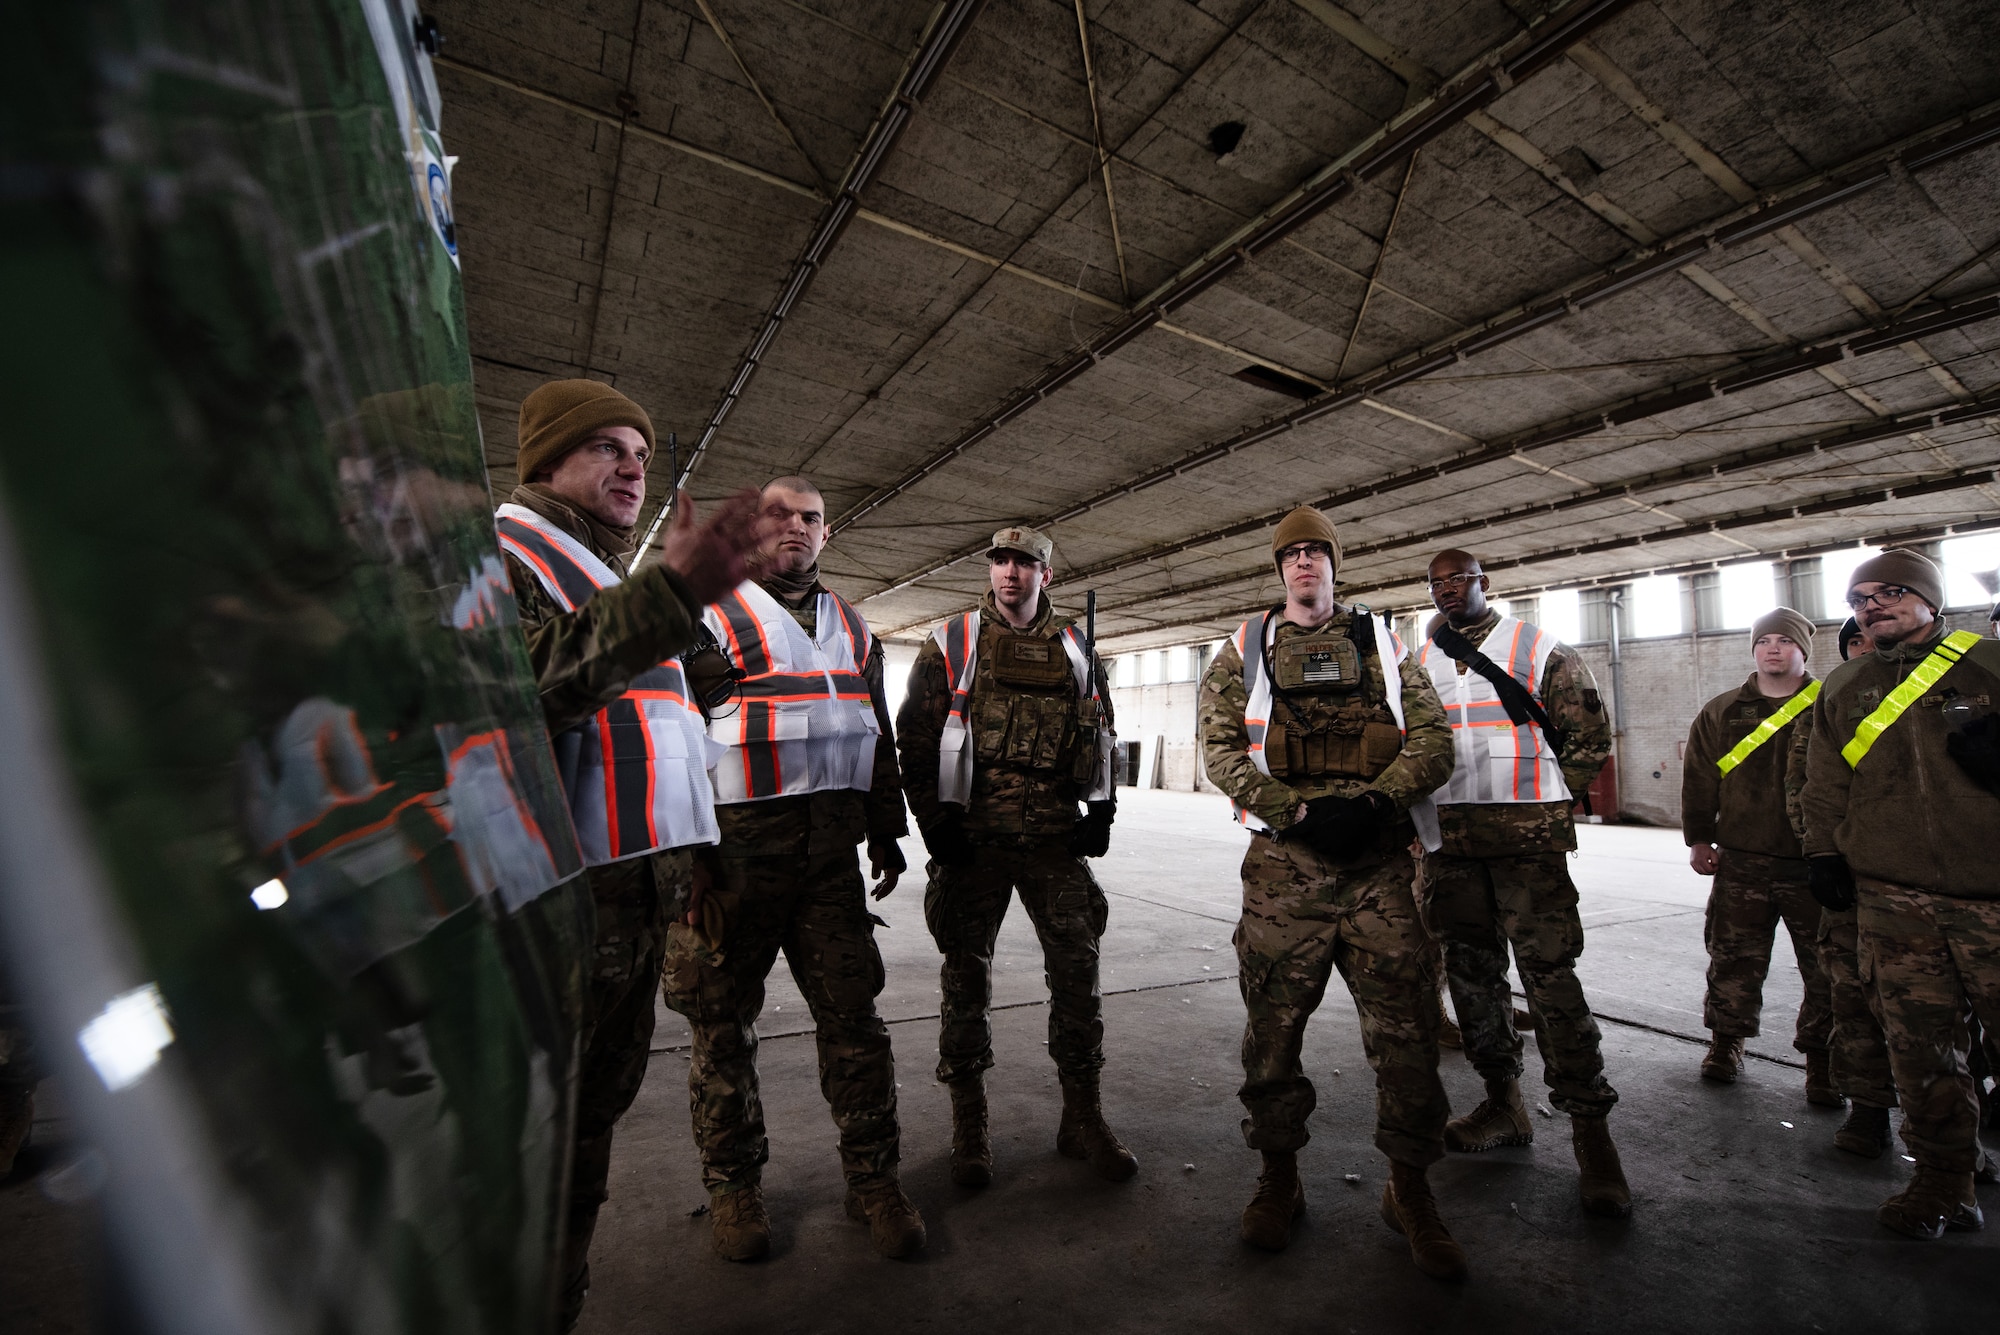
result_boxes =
[991,632,1073,689]
[1274,635,1360,693]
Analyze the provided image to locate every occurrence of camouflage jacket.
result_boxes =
[1199,606,1453,834]
[896,592,1112,838]
[1682,672,1812,860]
[711,575,910,858]
[500,485,703,735]
[1801,624,2000,898]
[1425,608,1612,857]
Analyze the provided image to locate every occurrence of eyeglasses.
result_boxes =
[1845,585,1911,611]
[1278,543,1331,567]
[1427,573,1480,591]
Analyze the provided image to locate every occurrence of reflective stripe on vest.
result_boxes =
[931,611,1114,806]
[701,580,881,804]
[1418,615,1569,807]
[495,504,719,863]
[1841,630,1982,768]
[1716,679,1820,776]
[1231,610,1439,851]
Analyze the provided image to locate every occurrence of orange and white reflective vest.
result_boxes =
[1231,609,1441,850]
[1417,615,1570,806]
[701,579,881,805]
[929,610,1117,806]
[495,504,720,864]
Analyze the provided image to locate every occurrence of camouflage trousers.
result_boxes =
[1235,833,1448,1168]
[1856,877,2000,1173]
[660,847,899,1191]
[1816,907,1897,1108]
[563,848,687,1294]
[925,835,1108,1085]
[1418,850,1618,1117]
[1703,849,1833,1051]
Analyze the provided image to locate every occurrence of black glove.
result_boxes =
[1808,854,1856,912]
[1068,801,1115,858]
[870,838,907,878]
[1287,791,1391,861]
[1946,713,2000,793]
[923,806,976,868]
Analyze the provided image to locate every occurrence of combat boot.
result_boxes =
[1379,1160,1468,1280]
[844,1177,927,1259]
[1834,1103,1892,1158]
[948,1078,992,1187]
[1057,1071,1138,1182]
[1803,1049,1844,1107]
[1877,1166,1984,1240]
[1700,1035,1744,1083]
[0,1086,31,1178]
[709,1183,771,1262]
[1444,1077,1532,1152]
[1239,1150,1304,1252]
[1571,1115,1632,1218]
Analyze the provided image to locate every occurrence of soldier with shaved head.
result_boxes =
[1413,549,1629,1220]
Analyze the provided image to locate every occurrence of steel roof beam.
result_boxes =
[854,96,2000,604]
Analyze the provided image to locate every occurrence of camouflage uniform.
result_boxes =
[1786,720,1896,1107]
[659,575,910,1192]
[1682,675,1833,1051]
[1802,627,2000,1173]
[1416,609,1618,1117]
[1199,610,1456,1165]
[896,592,1113,1084]
[501,484,703,1305]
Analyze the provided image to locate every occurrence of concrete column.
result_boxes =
[1680,571,1720,631]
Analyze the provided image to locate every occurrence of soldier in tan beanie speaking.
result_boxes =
[1681,607,1835,1100]
[1802,548,2000,1239]
[493,378,762,1329]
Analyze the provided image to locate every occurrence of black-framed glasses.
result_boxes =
[1846,585,1911,611]
[1278,543,1331,566]
[1427,573,1480,591]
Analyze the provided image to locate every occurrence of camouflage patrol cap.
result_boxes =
[988,524,1053,565]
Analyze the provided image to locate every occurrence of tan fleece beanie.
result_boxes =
[516,379,655,482]
[1271,507,1341,575]
[1750,607,1815,650]
[1848,548,1944,611]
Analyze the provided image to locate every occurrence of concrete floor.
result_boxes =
[584,789,1996,1335]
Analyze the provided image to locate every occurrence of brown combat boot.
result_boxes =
[1239,1150,1304,1252]
[1379,1160,1468,1280]
[948,1078,992,1187]
[1571,1115,1632,1218]
[0,1086,31,1178]
[844,1177,927,1259]
[1877,1166,1984,1239]
[1057,1072,1138,1182]
[1444,1077,1532,1152]
[1803,1049,1844,1107]
[1700,1035,1744,1083]
[1835,1103,1892,1158]
[709,1183,771,1262]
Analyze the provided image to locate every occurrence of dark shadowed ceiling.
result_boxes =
[429,0,2000,646]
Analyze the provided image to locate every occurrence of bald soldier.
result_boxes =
[896,524,1134,1189]
[1413,550,1629,1219]
[662,476,922,1262]
[493,378,762,1330]
[1784,617,1902,1158]
[1198,508,1465,1280]
[1802,548,2000,1238]
[1681,608,1835,1099]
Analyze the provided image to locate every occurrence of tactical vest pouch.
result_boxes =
[991,633,1074,690]
[1272,634,1362,694]
[975,692,1079,773]
[1070,699,1104,785]
[1266,716,1401,779]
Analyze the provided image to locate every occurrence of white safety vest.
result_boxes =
[701,580,881,805]
[494,504,721,864]
[929,610,1117,806]
[1418,615,1571,806]
[1232,609,1441,851]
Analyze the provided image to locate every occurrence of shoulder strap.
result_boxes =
[1842,630,1982,767]
[1716,679,1819,775]
[1432,623,1566,752]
